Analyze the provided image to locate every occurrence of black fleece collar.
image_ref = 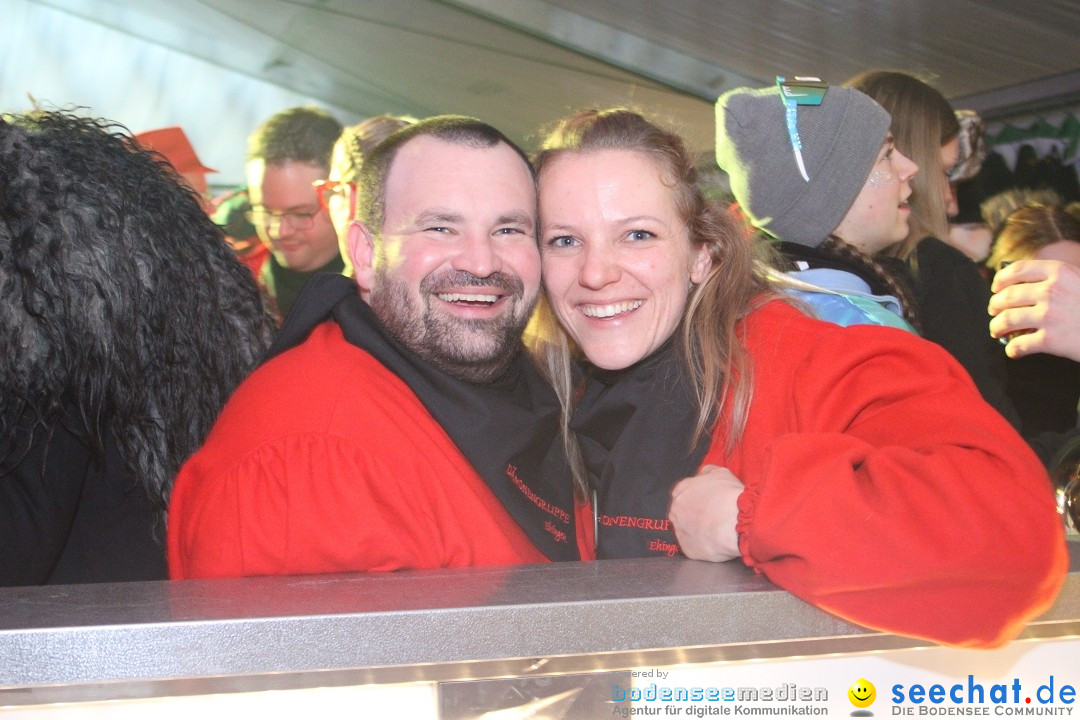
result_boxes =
[571,343,711,559]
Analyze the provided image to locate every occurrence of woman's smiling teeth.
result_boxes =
[437,292,499,305]
[581,300,643,319]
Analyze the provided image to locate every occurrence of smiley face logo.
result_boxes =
[848,679,876,708]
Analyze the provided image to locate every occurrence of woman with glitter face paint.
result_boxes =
[715,81,922,334]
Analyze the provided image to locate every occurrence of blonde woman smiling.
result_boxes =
[529,104,1065,648]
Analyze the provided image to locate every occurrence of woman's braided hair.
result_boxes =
[819,235,922,332]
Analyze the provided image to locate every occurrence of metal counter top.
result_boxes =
[2,543,1078,704]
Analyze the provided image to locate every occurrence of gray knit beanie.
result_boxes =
[715,84,891,247]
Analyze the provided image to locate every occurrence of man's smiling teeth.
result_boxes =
[581,300,643,319]
[437,292,499,304]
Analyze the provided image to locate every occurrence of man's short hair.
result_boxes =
[355,115,535,233]
[337,115,418,185]
[247,106,343,169]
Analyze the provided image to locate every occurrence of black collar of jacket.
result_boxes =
[571,342,712,559]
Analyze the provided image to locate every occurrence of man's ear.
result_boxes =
[348,220,376,295]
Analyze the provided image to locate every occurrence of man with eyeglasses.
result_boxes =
[168,115,587,579]
[246,106,345,321]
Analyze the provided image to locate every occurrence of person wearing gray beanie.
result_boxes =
[717,83,895,248]
[715,81,922,330]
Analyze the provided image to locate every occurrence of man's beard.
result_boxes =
[369,269,535,384]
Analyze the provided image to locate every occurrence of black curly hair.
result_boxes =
[0,110,275,518]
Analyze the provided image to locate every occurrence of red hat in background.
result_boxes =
[134,126,217,175]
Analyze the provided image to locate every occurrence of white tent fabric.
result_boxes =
[4,0,1080,187]
[2,0,360,186]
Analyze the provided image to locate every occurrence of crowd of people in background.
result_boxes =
[2,66,1077,649]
